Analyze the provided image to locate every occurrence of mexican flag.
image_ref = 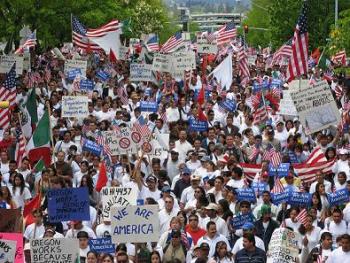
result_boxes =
[26,109,51,167]
[22,88,38,139]
[317,50,331,70]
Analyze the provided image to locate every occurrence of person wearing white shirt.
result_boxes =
[180,175,201,207]
[158,196,180,233]
[332,149,350,181]
[325,208,350,247]
[201,203,228,238]
[334,172,348,191]
[54,131,77,155]
[139,175,161,201]
[309,171,332,194]
[24,209,45,241]
[326,234,350,262]
[166,100,180,123]
[96,220,112,238]
[175,130,193,163]
[65,221,96,239]
[274,121,289,149]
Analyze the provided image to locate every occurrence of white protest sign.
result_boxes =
[248,55,257,65]
[130,63,154,82]
[0,55,24,75]
[64,59,87,77]
[61,96,89,118]
[152,53,172,72]
[172,51,196,72]
[101,187,138,219]
[291,80,341,135]
[0,239,16,263]
[197,43,218,54]
[288,79,309,92]
[111,205,159,243]
[267,228,299,263]
[118,46,129,60]
[117,127,137,154]
[23,52,31,72]
[30,238,79,263]
[103,131,119,156]
[278,91,298,116]
[149,133,170,159]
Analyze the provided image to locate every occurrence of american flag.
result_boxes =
[216,22,237,46]
[0,63,17,130]
[96,133,112,157]
[247,145,260,162]
[15,133,26,166]
[238,163,262,182]
[72,16,120,51]
[332,50,347,66]
[272,39,293,65]
[271,177,285,194]
[296,208,308,226]
[253,106,268,125]
[14,31,37,54]
[287,2,309,82]
[117,87,129,105]
[237,45,250,86]
[334,83,343,100]
[161,31,184,53]
[133,116,152,138]
[146,34,160,52]
[44,67,51,83]
[262,144,281,167]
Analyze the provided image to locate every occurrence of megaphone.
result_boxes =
[0,101,9,109]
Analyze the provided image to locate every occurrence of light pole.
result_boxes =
[335,0,338,27]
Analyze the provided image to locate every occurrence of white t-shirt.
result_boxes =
[10,187,31,209]
[326,247,350,262]
[96,223,112,238]
[24,223,45,240]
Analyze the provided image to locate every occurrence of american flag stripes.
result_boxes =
[15,32,37,54]
[15,134,26,166]
[133,116,152,138]
[334,84,343,100]
[238,163,262,182]
[271,177,285,194]
[216,22,237,46]
[287,2,309,82]
[296,208,308,226]
[146,34,160,52]
[117,88,129,105]
[96,133,112,157]
[272,39,293,65]
[161,32,184,53]
[248,145,260,162]
[237,45,250,86]
[332,50,347,66]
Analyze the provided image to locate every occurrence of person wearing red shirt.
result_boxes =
[185,213,206,245]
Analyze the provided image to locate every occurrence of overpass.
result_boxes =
[191,13,243,31]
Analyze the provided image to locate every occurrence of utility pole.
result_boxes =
[335,0,338,27]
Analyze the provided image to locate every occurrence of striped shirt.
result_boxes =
[234,247,267,263]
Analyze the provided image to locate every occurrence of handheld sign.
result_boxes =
[272,191,290,205]
[0,239,16,263]
[189,119,208,132]
[251,182,268,194]
[66,68,81,80]
[61,96,89,118]
[0,233,24,263]
[236,188,257,203]
[64,59,87,77]
[47,188,90,222]
[111,205,159,243]
[327,188,349,207]
[96,70,110,82]
[0,55,24,75]
[268,163,290,177]
[80,79,94,91]
[230,212,255,229]
[288,191,312,207]
[268,228,299,263]
[82,138,103,156]
[130,64,154,82]
[140,101,158,112]
[219,99,236,112]
[30,238,79,263]
[89,238,115,254]
[101,187,138,219]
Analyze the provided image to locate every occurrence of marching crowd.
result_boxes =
[1,42,350,263]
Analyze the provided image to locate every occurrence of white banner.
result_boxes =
[64,59,87,77]
[267,228,299,263]
[149,133,170,159]
[291,80,341,135]
[152,53,172,72]
[130,63,154,82]
[0,239,16,263]
[111,205,159,243]
[61,96,89,118]
[117,127,137,154]
[197,41,218,54]
[0,55,24,75]
[101,187,138,219]
[30,238,79,263]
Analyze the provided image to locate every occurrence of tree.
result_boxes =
[328,9,350,56]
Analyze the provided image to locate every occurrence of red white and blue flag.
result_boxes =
[161,32,184,53]
[146,34,160,52]
[133,116,152,138]
[15,31,37,54]
[216,22,237,46]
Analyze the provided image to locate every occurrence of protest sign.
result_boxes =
[172,51,196,72]
[149,133,170,160]
[89,238,115,254]
[130,64,154,82]
[197,43,218,54]
[189,119,208,132]
[219,99,236,112]
[111,205,159,243]
[278,91,298,116]
[61,96,89,118]
[64,59,87,77]
[47,187,90,222]
[82,138,102,156]
[290,80,340,134]
[96,70,110,82]
[236,188,257,203]
[288,191,312,207]
[268,163,290,177]
[0,209,22,233]
[140,101,158,112]
[101,187,138,219]
[117,127,137,154]
[118,46,129,60]
[327,188,350,207]
[103,131,119,156]
[0,233,23,263]
[0,239,16,263]
[80,79,94,91]
[230,213,255,229]
[152,53,172,72]
[0,55,24,75]
[272,192,290,205]
[30,238,79,263]
[267,228,299,263]
[248,55,257,65]
[251,182,268,194]
[66,68,81,80]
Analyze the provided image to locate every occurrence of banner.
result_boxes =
[101,187,138,219]
[230,212,255,229]
[118,46,129,60]
[290,80,341,135]
[130,64,154,82]
[30,238,79,263]
[88,238,115,254]
[111,205,159,243]
[0,55,24,75]
[140,101,158,112]
[189,119,208,132]
[152,53,172,72]
[236,188,257,203]
[61,96,89,118]
[327,188,350,207]
[288,191,311,207]
[0,233,23,263]
[251,182,268,194]
[80,79,94,91]
[267,228,299,263]
[0,209,22,233]
[82,139,102,156]
[64,59,87,77]
[268,163,290,177]
[148,133,170,160]
[0,239,16,263]
[219,99,236,112]
[197,43,218,54]
[117,127,137,154]
[47,187,90,222]
[272,192,290,205]
[278,90,298,116]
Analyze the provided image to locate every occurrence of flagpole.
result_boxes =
[46,101,56,169]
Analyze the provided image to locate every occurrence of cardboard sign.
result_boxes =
[152,53,172,72]
[230,213,255,229]
[117,127,137,154]
[0,233,23,263]
[172,51,196,72]
[236,188,257,203]
[118,46,129,60]
[0,239,16,263]
[290,80,341,134]
[101,187,138,219]
[251,182,268,194]
[148,133,170,160]
[189,119,208,132]
[61,96,89,118]
[80,79,94,91]
[197,43,218,54]
[279,91,298,116]
[111,205,159,243]
[103,131,119,156]
[268,163,290,177]
[0,55,24,75]
[327,188,350,207]
[140,101,158,112]
[64,59,87,77]
[268,228,299,263]
[82,138,102,156]
[130,64,154,82]
[47,188,90,222]
[89,238,115,254]
[272,192,290,205]
[288,191,312,207]
[0,209,22,233]
[30,238,79,263]
[248,55,257,65]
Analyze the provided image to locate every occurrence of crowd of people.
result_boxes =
[0,40,350,263]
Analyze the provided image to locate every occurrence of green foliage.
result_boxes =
[328,9,350,56]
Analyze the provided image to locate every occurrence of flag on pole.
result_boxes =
[296,208,308,226]
[332,50,347,66]
[237,45,250,86]
[272,39,293,65]
[216,22,237,46]
[15,133,26,167]
[96,161,108,192]
[134,116,152,138]
[287,2,309,82]
[14,31,37,54]
[271,177,285,194]
[161,32,184,53]
[145,34,160,52]
[209,53,233,90]
[23,194,42,226]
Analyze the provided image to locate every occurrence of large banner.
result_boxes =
[101,187,138,219]
[0,55,24,75]
[30,238,79,263]
[64,59,87,77]
[61,96,89,118]
[267,228,299,263]
[291,80,340,134]
[111,205,159,243]
[172,51,196,72]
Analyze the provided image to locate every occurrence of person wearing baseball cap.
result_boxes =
[202,202,228,238]
[173,166,192,200]
[140,175,161,202]
[180,174,201,210]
